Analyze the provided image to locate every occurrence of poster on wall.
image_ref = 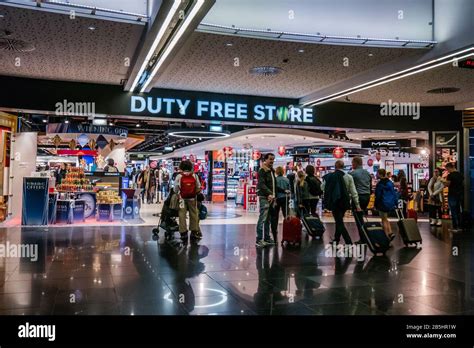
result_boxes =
[433,132,458,170]
[384,160,395,176]
[22,177,49,225]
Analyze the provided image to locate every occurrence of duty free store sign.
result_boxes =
[130,95,314,125]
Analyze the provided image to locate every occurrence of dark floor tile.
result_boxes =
[52,302,120,315]
[378,299,447,315]
[406,294,474,314]
[54,287,118,305]
[0,307,47,315]
[180,295,252,315]
[305,274,369,288]
[257,302,317,315]
[308,302,380,315]
[167,280,228,299]
[0,292,56,311]
[206,270,259,282]
[298,288,352,306]
[119,300,186,315]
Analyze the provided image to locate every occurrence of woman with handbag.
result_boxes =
[427,168,444,226]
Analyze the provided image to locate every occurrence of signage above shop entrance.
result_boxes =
[47,124,128,137]
[129,96,314,124]
[361,139,412,148]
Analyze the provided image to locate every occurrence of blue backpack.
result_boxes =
[376,181,398,212]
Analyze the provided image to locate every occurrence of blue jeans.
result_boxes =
[256,197,272,241]
[448,196,461,229]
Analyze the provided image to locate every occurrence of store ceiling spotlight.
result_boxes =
[167,128,230,139]
[302,46,474,106]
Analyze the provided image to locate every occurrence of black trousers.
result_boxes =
[307,198,319,216]
[429,204,442,220]
[332,208,352,244]
[271,197,288,237]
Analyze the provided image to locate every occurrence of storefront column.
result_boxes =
[10,132,38,221]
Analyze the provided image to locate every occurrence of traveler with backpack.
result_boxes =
[322,160,361,245]
[174,160,202,242]
[374,169,398,240]
[305,165,322,216]
[349,156,372,242]
[270,166,291,242]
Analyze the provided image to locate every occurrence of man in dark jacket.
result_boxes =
[256,153,277,248]
[322,160,361,245]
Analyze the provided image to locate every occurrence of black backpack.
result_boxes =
[306,176,323,196]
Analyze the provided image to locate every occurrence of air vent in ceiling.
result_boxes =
[426,87,460,94]
[0,38,35,52]
[249,66,283,76]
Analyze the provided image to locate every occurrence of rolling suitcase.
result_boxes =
[396,209,422,247]
[302,214,325,239]
[282,194,302,246]
[353,210,390,255]
[407,209,418,221]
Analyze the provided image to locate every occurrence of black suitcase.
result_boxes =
[396,209,422,247]
[353,210,390,255]
[302,214,325,238]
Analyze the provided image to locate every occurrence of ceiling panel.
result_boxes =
[0,4,144,84]
[155,32,421,98]
[344,64,474,106]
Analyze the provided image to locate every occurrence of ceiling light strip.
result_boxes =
[130,0,181,92]
[45,0,148,17]
[140,0,205,93]
[303,47,474,106]
[198,23,437,45]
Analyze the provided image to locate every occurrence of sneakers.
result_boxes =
[191,231,203,241]
[255,239,276,248]
[180,232,188,242]
[429,219,436,226]
[263,238,276,246]
[436,219,442,227]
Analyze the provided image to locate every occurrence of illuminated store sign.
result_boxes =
[130,96,314,124]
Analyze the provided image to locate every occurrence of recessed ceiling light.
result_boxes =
[368,53,373,57]
[88,26,96,31]
[298,49,305,53]
[136,123,140,127]
[42,119,47,123]
[0,14,5,18]
[64,119,69,124]
[226,43,233,47]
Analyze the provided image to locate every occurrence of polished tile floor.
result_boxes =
[0,213,472,315]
